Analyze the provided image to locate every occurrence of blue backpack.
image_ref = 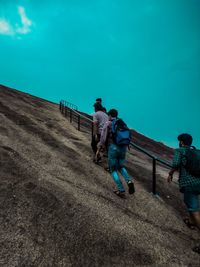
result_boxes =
[111,119,131,146]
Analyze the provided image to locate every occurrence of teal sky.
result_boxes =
[0,0,200,148]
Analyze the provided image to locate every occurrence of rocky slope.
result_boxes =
[0,84,199,266]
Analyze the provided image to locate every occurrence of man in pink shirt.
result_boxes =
[91,103,108,162]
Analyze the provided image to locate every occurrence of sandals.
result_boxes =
[93,155,102,164]
[192,245,200,254]
[183,218,196,230]
[104,167,110,172]
[113,190,126,198]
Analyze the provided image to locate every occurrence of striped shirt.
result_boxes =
[93,111,108,134]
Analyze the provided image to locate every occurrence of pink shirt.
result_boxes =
[93,111,108,134]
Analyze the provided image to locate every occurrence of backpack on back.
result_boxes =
[111,119,131,146]
[182,147,200,177]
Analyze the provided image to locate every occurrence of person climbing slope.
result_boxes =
[91,103,108,163]
[167,133,200,254]
[98,109,135,197]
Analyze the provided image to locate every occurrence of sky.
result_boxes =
[0,0,200,148]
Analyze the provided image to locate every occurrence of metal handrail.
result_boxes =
[69,108,93,123]
[130,142,172,168]
[60,100,78,111]
[59,101,173,195]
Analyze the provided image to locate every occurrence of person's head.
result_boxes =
[107,109,118,120]
[93,103,104,112]
[96,98,102,104]
[177,133,193,147]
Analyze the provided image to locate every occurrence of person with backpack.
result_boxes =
[167,133,200,254]
[91,103,108,163]
[98,109,135,197]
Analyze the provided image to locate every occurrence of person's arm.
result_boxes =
[93,114,99,139]
[98,121,110,147]
[167,149,181,183]
[167,168,177,183]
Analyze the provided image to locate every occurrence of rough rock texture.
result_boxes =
[0,84,199,266]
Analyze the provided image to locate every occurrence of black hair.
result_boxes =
[93,103,103,112]
[96,98,102,103]
[177,133,193,146]
[107,109,118,118]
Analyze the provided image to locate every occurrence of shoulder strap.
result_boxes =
[111,118,118,132]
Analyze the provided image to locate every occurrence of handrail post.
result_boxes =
[152,158,157,195]
[61,101,63,113]
[62,102,65,114]
[78,115,80,131]
[70,109,72,123]
[65,106,67,117]
[60,101,63,113]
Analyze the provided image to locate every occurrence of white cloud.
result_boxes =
[0,19,14,36]
[0,6,33,37]
[16,6,32,34]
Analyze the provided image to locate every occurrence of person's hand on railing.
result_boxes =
[167,169,176,183]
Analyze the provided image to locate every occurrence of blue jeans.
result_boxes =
[108,144,131,192]
[184,191,200,212]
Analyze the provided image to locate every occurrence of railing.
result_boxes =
[129,143,172,195]
[60,100,173,195]
[60,100,78,112]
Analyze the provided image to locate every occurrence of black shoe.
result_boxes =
[128,181,135,194]
[97,157,102,163]
[93,155,102,164]
[183,218,196,230]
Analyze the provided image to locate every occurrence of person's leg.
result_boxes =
[183,191,200,253]
[91,135,97,154]
[91,134,101,161]
[119,167,131,183]
[190,211,200,230]
[184,191,200,229]
[118,146,135,194]
[192,210,200,254]
[117,147,129,181]
[108,144,125,193]
[111,171,125,193]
